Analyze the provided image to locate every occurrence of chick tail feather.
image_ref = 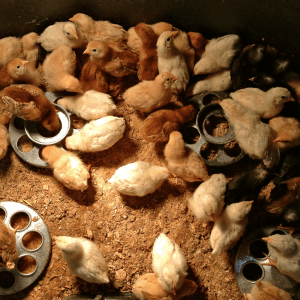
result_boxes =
[263,147,280,169]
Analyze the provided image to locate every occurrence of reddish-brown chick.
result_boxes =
[187,32,208,63]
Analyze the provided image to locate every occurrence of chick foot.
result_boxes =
[261,252,277,267]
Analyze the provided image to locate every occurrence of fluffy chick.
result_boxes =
[152,233,188,294]
[0,36,24,69]
[0,220,18,270]
[42,45,83,93]
[140,104,197,143]
[21,32,40,62]
[210,200,253,255]
[193,34,241,75]
[187,32,208,63]
[186,69,232,97]
[108,161,170,197]
[269,116,300,151]
[0,124,9,160]
[230,87,294,119]
[134,23,159,81]
[41,145,90,191]
[157,31,189,94]
[188,174,227,222]
[54,236,109,284]
[65,116,125,152]
[220,99,280,169]
[37,21,87,52]
[261,234,300,283]
[244,280,292,300]
[57,90,116,120]
[164,131,209,182]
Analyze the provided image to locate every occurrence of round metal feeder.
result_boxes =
[235,225,300,298]
[8,91,81,168]
[0,201,51,296]
[182,92,245,167]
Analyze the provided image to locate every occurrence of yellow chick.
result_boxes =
[41,145,90,191]
[21,32,40,62]
[152,233,188,294]
[164,131,210,182]
[65,116,125,152]
[42,45,83,93]
[123,72,178,114]
[54,236,109,284]
[57,90,116,121]
[0,124,9,160]
[188,174,227,222]
[108,161,171,197]
[210,201,253,255]
[0,36,24,69]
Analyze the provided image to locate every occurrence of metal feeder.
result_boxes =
[182,91,246,167]
[0,201,51,296]
[8,91,81,168]
[235,225,300,298]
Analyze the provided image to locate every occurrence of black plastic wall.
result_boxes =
[0,0,299,59]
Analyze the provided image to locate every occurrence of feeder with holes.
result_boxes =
[8,91,82,168]
[182,92,245,166]
[0,201,51,296]
[235,225,300,298]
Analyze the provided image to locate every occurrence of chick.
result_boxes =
[230,87,294,119]
[134,23,159,81]
[186,69,232,97]
[37,21,87,52]
[261,234,300,283]
[244,280,292,300]
[42,45,83,93]
[57,90,116,121]
[123,72,178,114]
[54,236,109,284]
[152,233,188,294]
[281,71,300,102]
[0,220,18,270]
[188,174,227,222]
[193,34,241,75]
[84,40,138,78]
[220,99,280,169]
[108,161,171,197]
[65,116,125,152]
[157,31,189,94]
[210,201,253,255]
[0,124,9,160]
[186,32,208,63]
[279,196,300,235]
[140,104,197,143]
[269,116,300,151]
[164,131,209,182]
[0,36,24,69]
[41,145,90,191]
[249,73,279,91]
[21,32,40,63]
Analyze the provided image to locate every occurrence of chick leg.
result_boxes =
[260,253,277,267]
[277,225,295,235]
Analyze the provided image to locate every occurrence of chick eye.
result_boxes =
[92,49,97,52]
[166,37,171,42]
[281,96,286,99]
[16,65,21,69]
[167,78,170,82]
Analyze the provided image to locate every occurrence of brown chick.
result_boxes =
[164,131,209,182]
[134,23,159,81]
[280,71,300,103]
[140,105,197,143]
[42,45,83,94]
[21,32,39,63]
[0,220,18,270]
[187,32,208,63]
[0,36,24,69]
[0,124,9,160]
[84,40,138,78]
[41,145,90,191]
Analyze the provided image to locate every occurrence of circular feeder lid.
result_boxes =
[235,225,300,298]
[0,201,51,296]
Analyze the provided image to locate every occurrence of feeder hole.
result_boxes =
[0,208,5,221]
[204,114,229,137]
[38,146,47,162]
[181,127,200,144]
[13,117,25,130]
[70,114,85,129]
[242,262,263,282]
[200,143,218,160]
[17,256,37,274]
[202,94,221,105]
[37,119,62,138]
[22,231,43,250]
[17,136,34,153]
[0,271,15,288]
[10,212,30,230]
[270,230,287,236]
[224,141,241,157]
[249,240,269,259]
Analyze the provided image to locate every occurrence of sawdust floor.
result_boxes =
[0,88,277,300]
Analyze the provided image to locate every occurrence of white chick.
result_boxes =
[152,233,188,294]
[210,201,253,255]
[230,87,294,119]
[188,174,227,222]
[108,161,171,197]
[157,31,189,94]
[0,36,24,68]
[57,90,116,121]
[186,69,232,97]
[193,34,241,75]
[41,145,90,191]
[37,21,87,51]
[0,124,9,160]
[220,98,280,169]
[54,236,109,284]
[65,116,125,152]
[21,32,39,62]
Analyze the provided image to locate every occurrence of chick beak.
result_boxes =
[22,60,29,67]
[71,30,78,40]
[69,17,74,22]
[171,31,179,37]
[249,77,255,82]
[210,214,214,222]
[273,137,281,143]
[287,97,295,102]
[262,237,272,243]
[172,76,179,83]
[83,49,90,55]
